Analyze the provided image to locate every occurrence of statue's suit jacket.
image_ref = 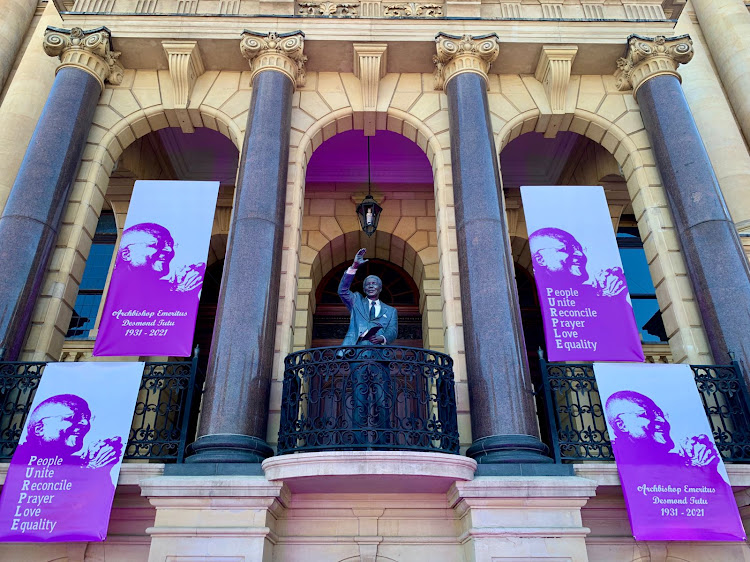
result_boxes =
[338,270,398,346]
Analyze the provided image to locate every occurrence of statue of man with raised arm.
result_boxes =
[338,248,398,346]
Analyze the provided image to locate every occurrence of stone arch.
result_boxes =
[490,88,709,364]
[26,72,247,360]
[295,230,438,353]
[273,101,463,391]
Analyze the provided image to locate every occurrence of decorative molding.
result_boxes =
[623,3,666,20]
[176,0,198,12]
[43,26,123,90]
[297,1,360,16]
[433,32,500,91]
[360,0,380,16]
[134,0,158,12]
[540,2,563,17]
[219,0,240,13]
[71,0,115,12]
[240,30,307,88]
[534,45,577,114]
[383,2,443,17]
[163,41,205,133]
[581,2,604,19]
[353,43,388,136]
[499,2,521,17]
[615,34,693,97]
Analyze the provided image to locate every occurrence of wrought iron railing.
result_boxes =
[279,345,459,454]
[537,352,750,463]
[0,351,202,463]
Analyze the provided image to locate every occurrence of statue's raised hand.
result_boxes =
[352,248,368,269]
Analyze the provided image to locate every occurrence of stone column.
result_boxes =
[185,31,305,467]
[0,0,37,94]
[674,13,750,238]
[0,26,122,360]
[435,33,554,469]
[0,0,62,214]
[616,34,750,377]
[688,0,750,148]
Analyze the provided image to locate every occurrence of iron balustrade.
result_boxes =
[0,351,202,463]
[537,352,750,463]
[279,345,459,454]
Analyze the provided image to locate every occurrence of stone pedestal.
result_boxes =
[140,476,286,562]
[0,26,121,359]
[186,31,305,465]
[451,477,596,562]
[616,34,750,376]
[435,32,552,466]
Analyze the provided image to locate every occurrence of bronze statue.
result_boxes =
[338,248,398,345]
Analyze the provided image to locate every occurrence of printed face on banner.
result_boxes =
[0,362,144,542]
[521,186,644,362]
[93,181,219,357]
[594,363,745,541]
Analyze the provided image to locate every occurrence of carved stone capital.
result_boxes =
[615,34,693,97]
[240,30,307,88]
[433,32,500,90]
[43,26,123,90]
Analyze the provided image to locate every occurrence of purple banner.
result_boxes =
[521,186,644,362]
[0,362,143,542]
[595,363,745,541]
[94,181,219,357]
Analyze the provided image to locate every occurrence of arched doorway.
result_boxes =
[311,259,423,348]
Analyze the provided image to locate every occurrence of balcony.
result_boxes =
[278,345,460,455]
[0,354,202,463]
[536,353,750,464]
[2,348,748,467]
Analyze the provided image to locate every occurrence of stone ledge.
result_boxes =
[0,461,165,486]
[262,450,477,493]
[574,462,750,488]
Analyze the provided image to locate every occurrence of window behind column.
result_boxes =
[66,211,117,339]
[617,216,668,343]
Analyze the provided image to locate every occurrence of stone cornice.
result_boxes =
[43,26,124,90]
[615,33,693,98]
[240,30,307,88]
[433,32,500,90]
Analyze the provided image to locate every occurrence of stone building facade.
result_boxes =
[1,0,750,559]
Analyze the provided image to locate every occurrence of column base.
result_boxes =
[466,434,554,464]
[185,434,274,464]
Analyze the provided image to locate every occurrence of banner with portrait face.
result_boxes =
[0,362,143,542]
[521,186,644,362]
[93,180,219,357]
[594,362,745,541]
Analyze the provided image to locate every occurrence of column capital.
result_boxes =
[434,32,500,90]
[43,26,123,91]
[240,30,307,89]
[615,34,693,98]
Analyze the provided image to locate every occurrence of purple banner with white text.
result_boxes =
[0,362,143,542]
[595,362,745,541]
[521,186,644,361]
[94,180,219,357]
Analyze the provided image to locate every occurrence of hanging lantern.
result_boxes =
[356,194,382,237]
[356,135,382,237]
